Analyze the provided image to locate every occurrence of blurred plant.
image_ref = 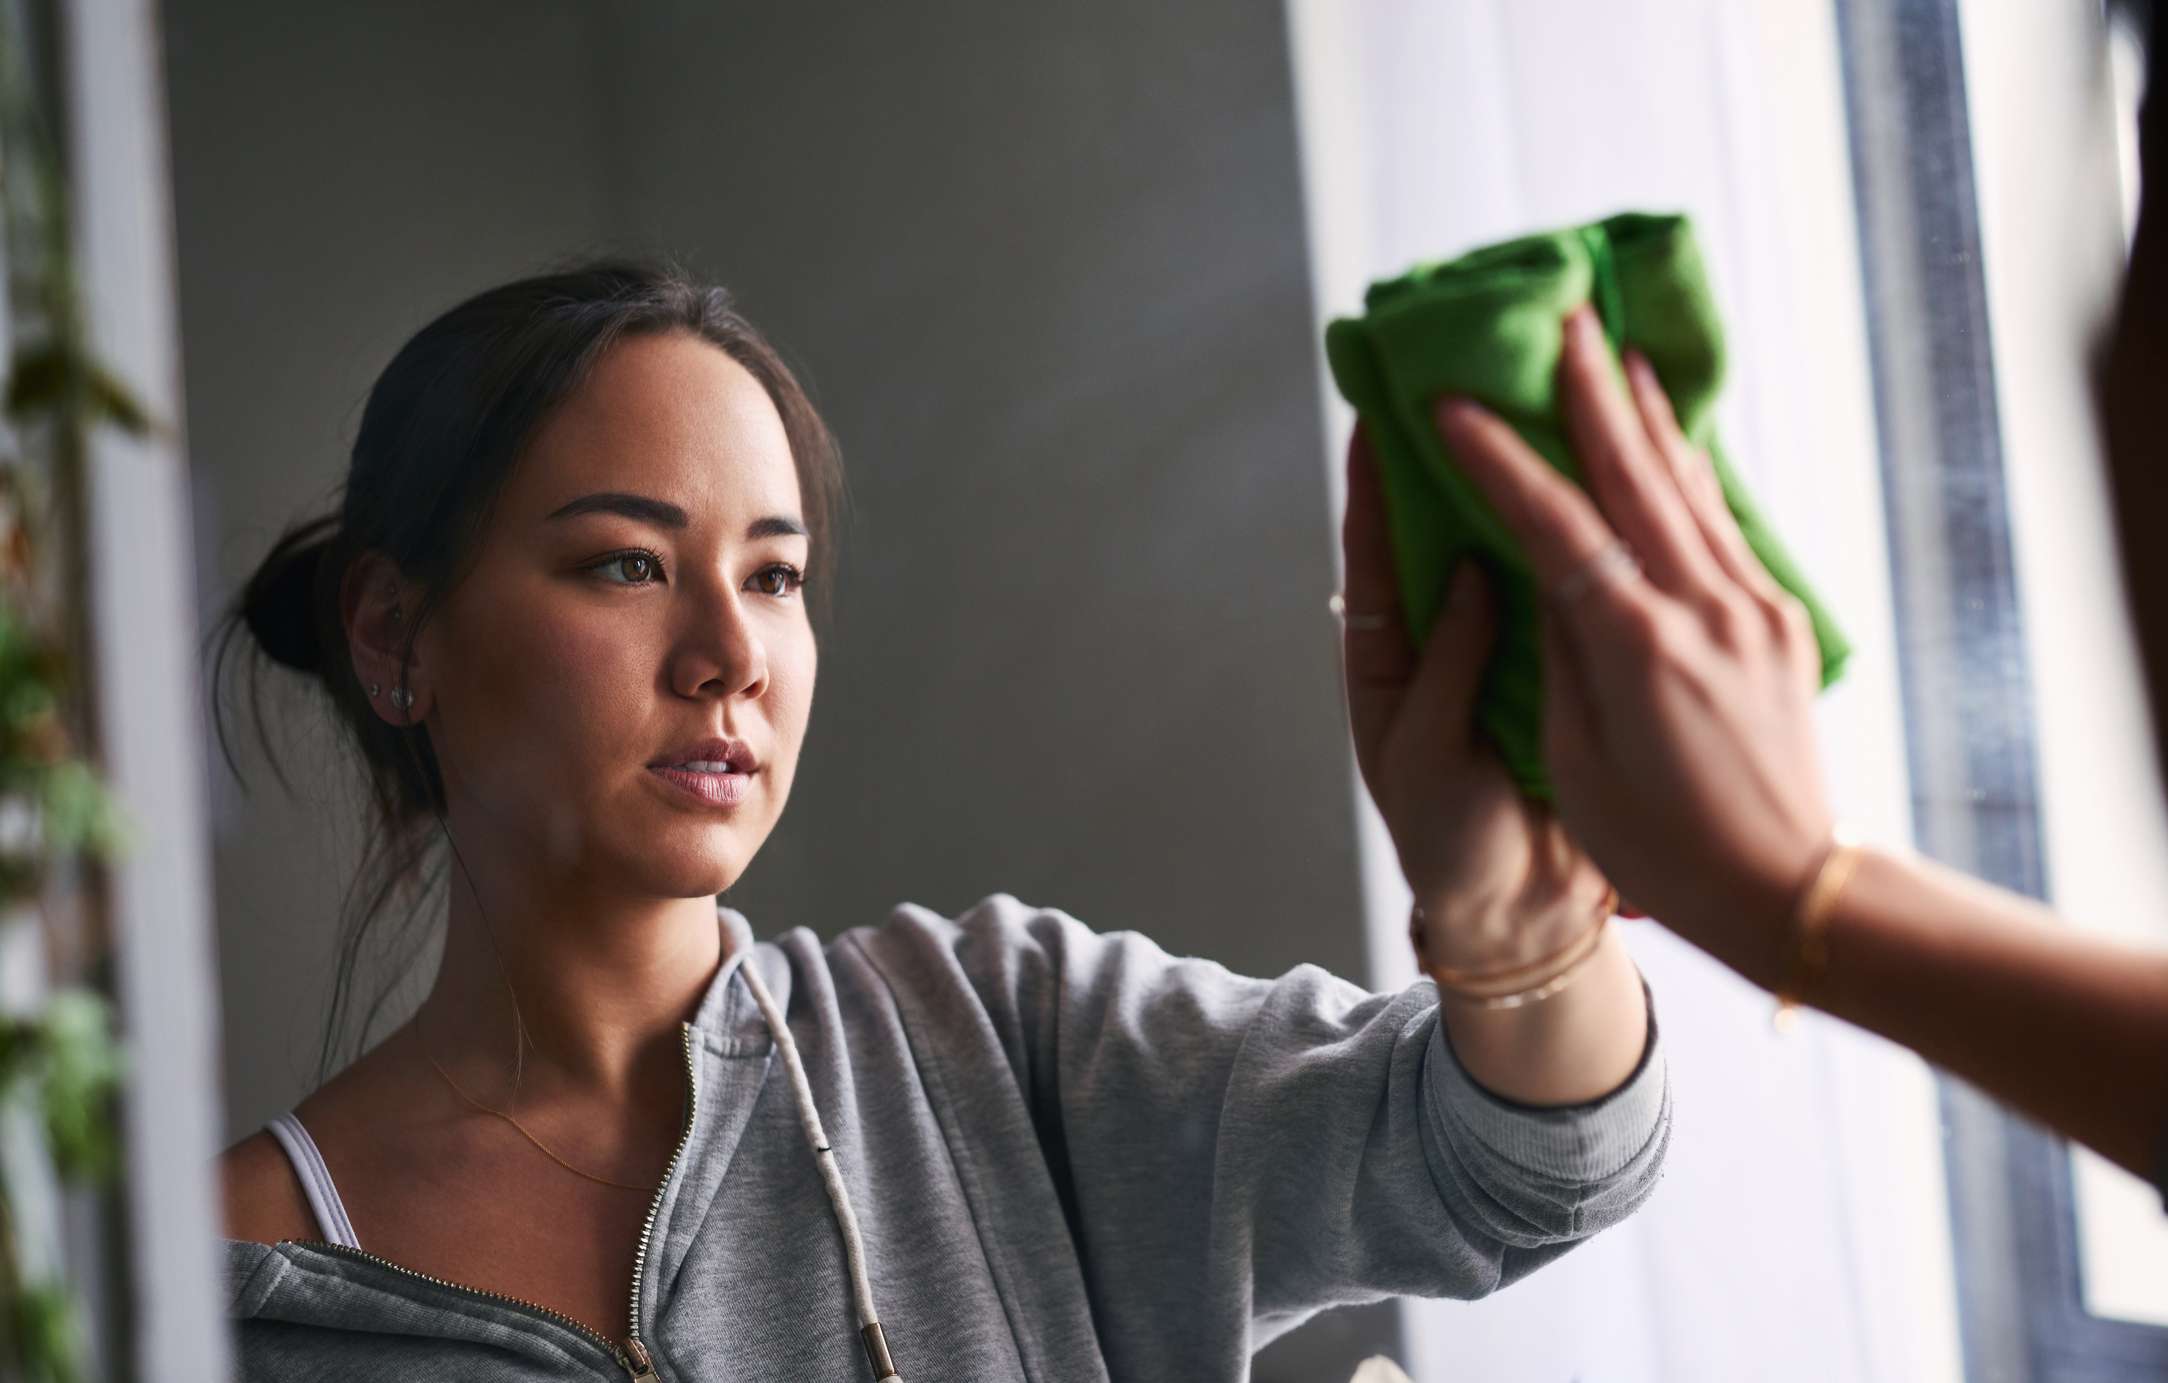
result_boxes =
[0,993,123,1383]
[0,2,145,1380]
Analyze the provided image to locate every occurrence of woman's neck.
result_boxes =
[412,885,729,1113]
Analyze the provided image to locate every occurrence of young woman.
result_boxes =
[212,264,1667,1380]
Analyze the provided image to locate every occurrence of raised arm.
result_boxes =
[1437,302,2168,1188]
[1337,422,1650,1107]
[866,898,1669,1378]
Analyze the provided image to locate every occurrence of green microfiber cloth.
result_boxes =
[1324,211,1850,801]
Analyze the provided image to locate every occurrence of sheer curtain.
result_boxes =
[1287,3,1961,1378]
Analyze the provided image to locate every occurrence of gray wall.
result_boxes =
[169,3,1386,1372]
[168,0,616,1139]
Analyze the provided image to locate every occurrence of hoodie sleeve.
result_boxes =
[862,894,1669,1351]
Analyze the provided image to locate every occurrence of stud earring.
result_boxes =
[389,687,414,712]
[366,682,381,699]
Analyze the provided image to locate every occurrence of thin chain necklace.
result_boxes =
[420,1031,655,1193]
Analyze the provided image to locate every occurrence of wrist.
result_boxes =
[1432,927,1651,1106]
[1676,825,1881,998]
[1647,841,1833,991]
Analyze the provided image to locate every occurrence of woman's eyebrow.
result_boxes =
[545,492,806,540]
[745,515,809,540]
[547,492,688,527]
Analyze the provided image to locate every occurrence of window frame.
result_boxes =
[1834,0,2168,1374]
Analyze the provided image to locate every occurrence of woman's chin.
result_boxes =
[621,823,760,898]
[612,773,780,895]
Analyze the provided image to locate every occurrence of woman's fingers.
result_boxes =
[1432,396,1636,614]
[1428,311,1837,953]
[1622,350,1822,684]
[1621,351,1779,603]
[1340,427,1415,783]
[1555,306,1729,603]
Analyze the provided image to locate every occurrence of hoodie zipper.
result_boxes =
[281,1240,649,1375]
[621,1021,701,1376]
[284,1019,702,1380]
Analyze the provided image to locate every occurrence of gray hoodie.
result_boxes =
[223,895,1671,1380]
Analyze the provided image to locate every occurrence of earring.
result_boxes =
[389,687,414,712]
[366,681,381,699]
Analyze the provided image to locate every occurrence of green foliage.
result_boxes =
[0,3,158,1378]
[23,993,123,1182]
[4,344,152,438]
[0,990,121,1383]
[10,1280,87,1383]
[35,762,131,864]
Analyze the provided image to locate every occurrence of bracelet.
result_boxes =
[1418,885,1620,1010]
[1771,823,1865,1033]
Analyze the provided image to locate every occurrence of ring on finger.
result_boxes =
[1327,591,1395,632]
[1550,538,1641,607]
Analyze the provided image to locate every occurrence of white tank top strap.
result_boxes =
[263,1111,362,1249]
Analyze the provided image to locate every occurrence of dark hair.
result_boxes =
[206,258,843,1081]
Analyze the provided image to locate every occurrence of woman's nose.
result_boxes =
[670,586,768,701]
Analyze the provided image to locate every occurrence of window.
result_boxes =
[1940,0,2168,1368]
[1289,0,2168,1375]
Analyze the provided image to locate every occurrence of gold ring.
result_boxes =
[1328,591,1395,632]
[1551,539,1641,606]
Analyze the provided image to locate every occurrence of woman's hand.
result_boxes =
[1338,423,1615,974]
[1432,304,1835,984]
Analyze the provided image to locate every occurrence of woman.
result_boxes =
[214,264,1668,1380]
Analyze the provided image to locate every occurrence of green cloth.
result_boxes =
[1324,211,1850,800]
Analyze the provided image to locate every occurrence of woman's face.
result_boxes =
[415,331,816,897]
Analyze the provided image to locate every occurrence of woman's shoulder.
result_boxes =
[217,1127,316,1245]
[214,1039,407,1245]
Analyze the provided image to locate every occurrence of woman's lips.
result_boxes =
[647,765,752,810]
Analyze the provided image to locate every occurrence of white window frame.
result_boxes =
[64,0,230,1377]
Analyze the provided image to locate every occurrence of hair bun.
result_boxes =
[242,515,338,675]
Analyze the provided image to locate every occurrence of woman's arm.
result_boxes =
[1436,302,2168,1186]
[864,896,1670,1377]
[1745,844,2168,1182]
[1338,428,1649,1107]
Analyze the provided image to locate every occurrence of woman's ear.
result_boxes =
[340,551,430,725]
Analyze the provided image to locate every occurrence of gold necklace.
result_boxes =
[421,1044,655,1193]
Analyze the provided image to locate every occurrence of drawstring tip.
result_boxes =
[861,1322,898,1380]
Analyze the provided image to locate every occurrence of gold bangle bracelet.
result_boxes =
[1430,913,1616,1009]
[1772,823,1865,1033]
[1430,919,1621,1018]
[1415,885,1618,982]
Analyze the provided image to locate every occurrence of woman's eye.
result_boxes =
[749,563,806,599]
[589,550,665,586]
